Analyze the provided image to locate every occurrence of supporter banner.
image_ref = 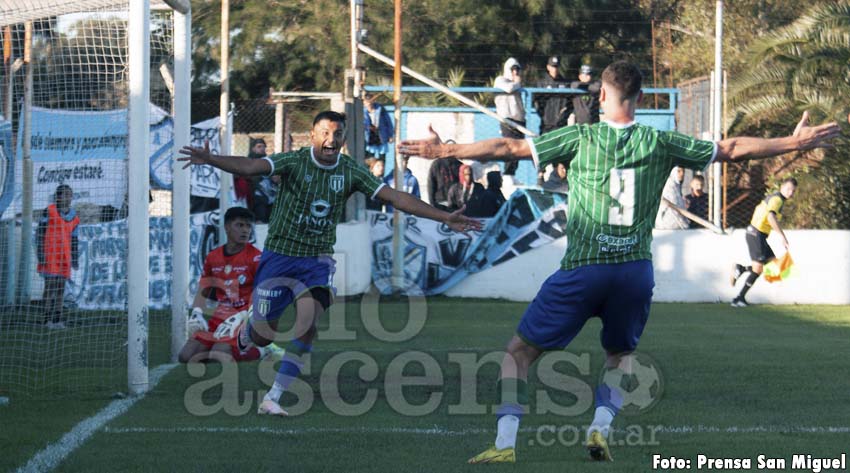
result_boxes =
[2,106,176,218]
[189,116,224,199]
[370,188,568,295]
[0,116,12,216]
[67,211,224,310]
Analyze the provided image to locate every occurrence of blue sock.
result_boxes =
[594,383,623,415]
[265,339,312,402]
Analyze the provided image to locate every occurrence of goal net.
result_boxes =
[0,0,177,398]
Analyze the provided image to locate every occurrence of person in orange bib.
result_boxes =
[37,184,80,330]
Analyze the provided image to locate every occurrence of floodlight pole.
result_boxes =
[128,0,152,395]
[171,6,192,361]
[712,0,723,228]
[390,0,405,292]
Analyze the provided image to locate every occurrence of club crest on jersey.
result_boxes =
[224,264,232,274]
[330,175,344,193]
[257,298,270,317]
[238,274,247,285]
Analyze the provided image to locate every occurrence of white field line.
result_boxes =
[16,364,177,473]
[102,424,850,437]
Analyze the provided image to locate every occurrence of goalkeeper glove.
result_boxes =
[187,307,209,335]
[213,310,248,340]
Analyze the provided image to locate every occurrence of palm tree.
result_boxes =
[726,1,850,229]
[729,1,850,125]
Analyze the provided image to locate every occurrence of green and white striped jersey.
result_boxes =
[262,147,384,256]
[529,121,716,270]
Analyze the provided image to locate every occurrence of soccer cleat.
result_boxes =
[730,297,749,308]
[467,446,516,464]
[730,264,744,287]
[257,399,289,416]
[259,343,286,361]
[586,430,613,462]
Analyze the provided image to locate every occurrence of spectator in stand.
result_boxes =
[246,138,280,223]
[448,164,484,212]
[383,155,421,213]
[534,56,570,134]
[365,157,386,211]
[542,162,569,194]
[466,170,507,218]
[495,58,526,176]
[428,137,463,211]
[234,138,265,209]
[566,64,602,125]
[37,184,79,330]
[364,92,395,161]
[655,166,689,230]
[684,175,708,228]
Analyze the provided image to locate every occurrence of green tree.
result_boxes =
[727,1,850,229]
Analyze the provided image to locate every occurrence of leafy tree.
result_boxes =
[727,1,850,229]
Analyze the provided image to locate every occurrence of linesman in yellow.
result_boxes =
[730,177,797,307]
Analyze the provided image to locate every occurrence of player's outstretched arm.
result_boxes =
[398,125,532,163]
[376,186,483,234]
[177,141,272,176]
[715,111,841,163]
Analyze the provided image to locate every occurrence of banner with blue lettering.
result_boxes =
[67,211,224,310]
[370,189,568,295]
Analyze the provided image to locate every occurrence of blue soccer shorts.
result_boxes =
[251,251,336,321]
[516,259,654,353]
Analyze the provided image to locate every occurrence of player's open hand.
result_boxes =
[399,124,444,159]
[792,111,841,151]
[444,206,484,236]
[177,140,213,169]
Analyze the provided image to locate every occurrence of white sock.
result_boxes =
[494,415,520,450]
[264,382,284,403]
[588,406,615,438]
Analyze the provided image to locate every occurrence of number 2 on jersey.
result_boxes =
[608,168,635,226]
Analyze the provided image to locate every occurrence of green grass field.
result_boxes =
[2,299,850,472]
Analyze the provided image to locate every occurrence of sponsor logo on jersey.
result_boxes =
[330,175,344,193]
[310,199,331,218]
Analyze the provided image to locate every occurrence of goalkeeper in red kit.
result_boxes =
[178,207,281,363]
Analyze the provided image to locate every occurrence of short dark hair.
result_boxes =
[691,175,705,184]
[313,111,346,128]
[782,177,798,187]
[601,60,642,100]
[55,184,73,198]
[224,206,255,224]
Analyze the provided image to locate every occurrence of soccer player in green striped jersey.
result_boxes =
[400,60,840,464]
[179,111,482,416]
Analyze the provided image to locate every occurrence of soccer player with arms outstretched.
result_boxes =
[179,111,482,415]
[400,60,839,463]
[730,177,797,307]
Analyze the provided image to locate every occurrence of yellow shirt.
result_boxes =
[750,192,785,235]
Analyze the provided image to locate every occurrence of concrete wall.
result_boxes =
[445,229,850,305]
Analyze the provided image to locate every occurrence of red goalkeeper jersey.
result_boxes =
[199,243,262,325]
